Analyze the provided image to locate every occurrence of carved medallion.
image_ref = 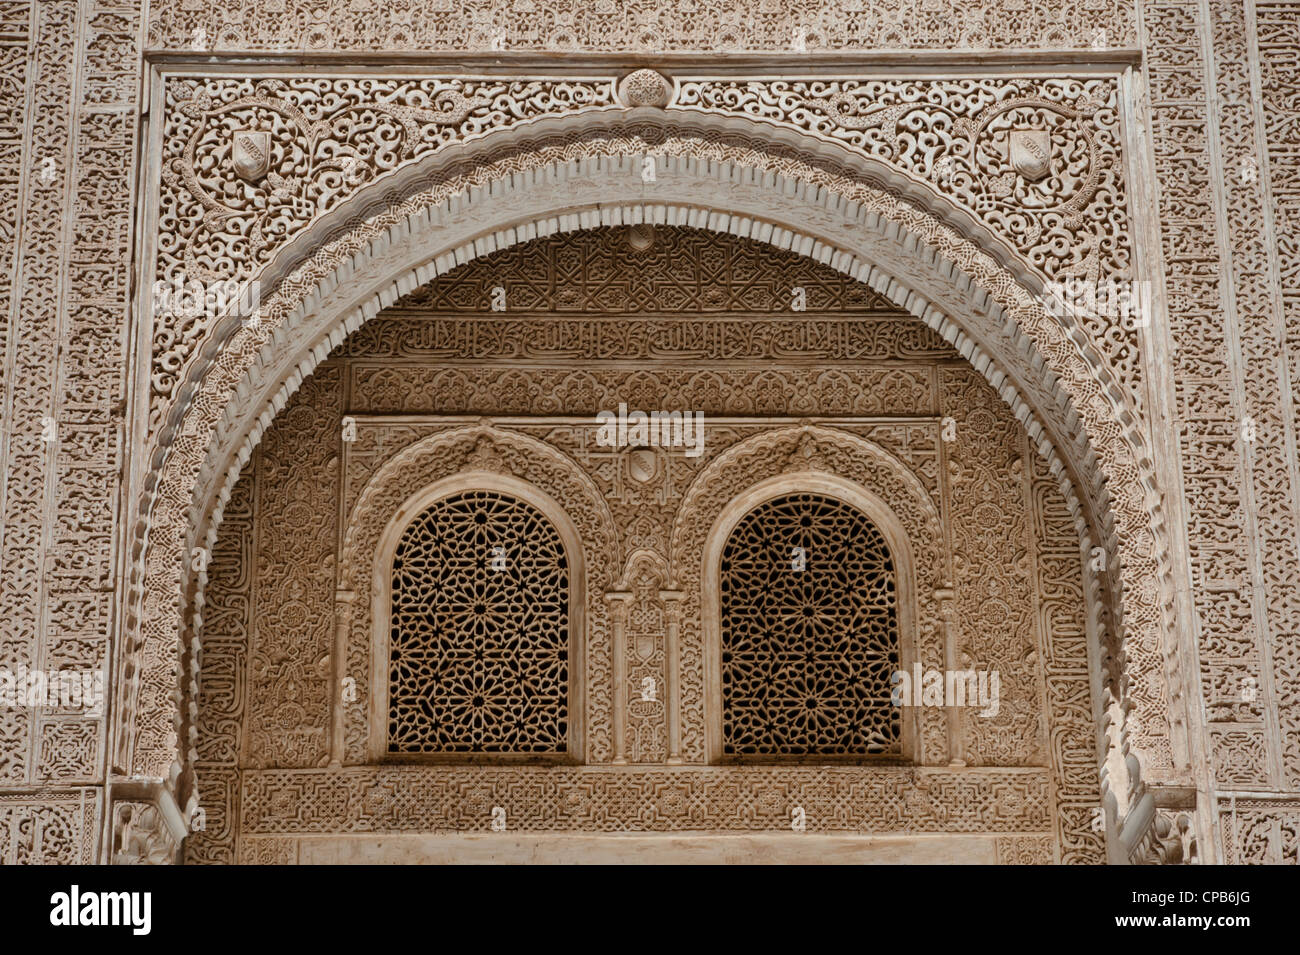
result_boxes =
[462,434,508,472]
[231,129,272,182]
[1008,126,1051,182]
[617,69,674,108]
[626,223,655,252]
[625,446,660,483]
[785,432,830,471]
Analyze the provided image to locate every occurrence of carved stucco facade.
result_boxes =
[0,0,1293,863]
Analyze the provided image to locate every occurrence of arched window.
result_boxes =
[719,492,901,759]
[386,489,570,756]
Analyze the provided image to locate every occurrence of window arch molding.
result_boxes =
[669,425,949,765]
[370,471,587,762]
[334,424,620,766]
[702,472,920,765]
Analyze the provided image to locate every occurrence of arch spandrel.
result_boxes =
[127,104,1180,859]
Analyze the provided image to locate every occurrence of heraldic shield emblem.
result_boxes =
[1008,127,1051,182]
[231,129,271,182]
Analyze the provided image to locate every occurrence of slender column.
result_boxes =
[330,590,356,767]
[935,588,961,767]
[605,592,633,764]
[661,590,685,764]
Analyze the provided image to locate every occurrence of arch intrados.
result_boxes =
[185,191,1105,563]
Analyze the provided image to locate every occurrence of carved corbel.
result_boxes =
[110,783,187,865]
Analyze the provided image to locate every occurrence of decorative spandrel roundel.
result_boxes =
[388,490,569,755]
[720,493,901,759]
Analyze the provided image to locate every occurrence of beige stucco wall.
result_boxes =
[0,0,1295,863]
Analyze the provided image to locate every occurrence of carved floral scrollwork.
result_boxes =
[678,78,1127,286]
[153,75,1140,426]
[140,88,1171,818]
[674,77,1141,406]
[1131,809,1200,865]
[160,78,612,280]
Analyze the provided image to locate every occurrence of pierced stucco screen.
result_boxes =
[387,491,571,755]
[720,493,901,760]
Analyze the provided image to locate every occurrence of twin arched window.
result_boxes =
[385,487,900,760]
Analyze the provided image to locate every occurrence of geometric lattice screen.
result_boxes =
[720,493,901,759]
[388,490,570,755]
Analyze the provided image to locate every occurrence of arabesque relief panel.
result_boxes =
[5,0,1299,865]
[151,72,1140,429]
[0,0,142,861]
[145,0,1137,54]
[1140,0,1300,861]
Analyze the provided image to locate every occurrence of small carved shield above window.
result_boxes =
[1008,127,1052,182]
[231,130,271,182]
